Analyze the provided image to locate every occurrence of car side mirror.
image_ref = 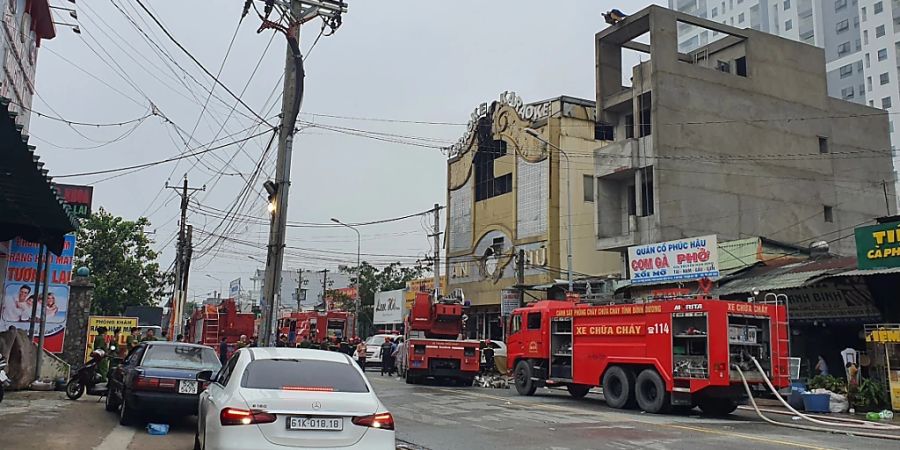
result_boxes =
[197,370,214,382]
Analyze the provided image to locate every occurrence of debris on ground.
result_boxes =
[146,423,169,435]
[474,374,509,389]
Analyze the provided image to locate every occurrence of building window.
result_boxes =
[784,0,791,9]
[883,96,892,108]
[878,48,888,61]
[837,42,851,56]
[717,60,731,73]
[881,72,890,85]
[640,167,654,217]
[735,56,747,77]
[818,136,829,154]
[835,0,847,10]
[739,13,745,23]
[857,61,863,72]
[625,114,634,139]
[859,84,865,96]
[785,19,793,30]
[868,76,874,91]
[627,184,637,216]
[583,175,595,202]
[864,30,869,45]
[836,19,850,33]
[824,206,834,223]
[875,1,883,14]
[595,122,614,141]
[870,100,875,106]
[856,39,861,51]
[841,86,855,99]
[638,93,652,137]
[839,63,853,78]
[862,7,867,21]
[877,25,886,38]
[866,53,871,67]
[474,138,512,202]
[712,6,718,17]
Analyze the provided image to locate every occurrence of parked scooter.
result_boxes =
[0,351,10,403]
[66,344,119,400]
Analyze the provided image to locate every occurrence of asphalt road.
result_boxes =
[0,371,894,450]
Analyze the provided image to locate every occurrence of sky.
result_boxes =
[31,1,662,301]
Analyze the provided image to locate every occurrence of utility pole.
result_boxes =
[320,269,330,311]
[296,268,304,311]
[254,0,347,347]
[33,252,50,381]
[166,176,204,342]
[28,245,46,340]
[178,224,194,338]
[429,204,443,297]
[516,249,525,305]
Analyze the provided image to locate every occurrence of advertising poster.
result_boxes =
[83,316,139,362]
[628,235,719,284]
[373,289,404,325]
[1,235,76,353]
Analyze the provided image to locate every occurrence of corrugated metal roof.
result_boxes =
[712,256,856,296]
[830,266,900,277]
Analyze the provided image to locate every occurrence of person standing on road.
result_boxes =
[380,337,393,376]
[356,339,367,370]
[218,337,229,366]
[93,327,110,381]
[482,340,495,374]
[392,338,405,377]
[389,338,399,376]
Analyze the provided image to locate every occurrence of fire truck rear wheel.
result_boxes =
[698,398,738,416]
[635,369,670,414]
[566,384,591,398]
[514,360,537,396]
[601,366,634,409]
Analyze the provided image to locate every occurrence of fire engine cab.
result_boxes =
[506,296,789,415]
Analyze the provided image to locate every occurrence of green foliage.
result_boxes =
[807,374,848,395]
[849,378,889,412]
[338,261,428,317]
[75,208,171,315]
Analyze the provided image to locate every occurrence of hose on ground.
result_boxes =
[736,365,900,440]
[748,357,900,431]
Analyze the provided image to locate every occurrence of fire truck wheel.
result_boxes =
[514,360,537,396]
[698,398,738,416]
[566,384,591,398]
[601,366,634,409]
[635,369,670,414]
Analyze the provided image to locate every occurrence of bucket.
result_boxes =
[801,393,830,413]
[788,381,806,410]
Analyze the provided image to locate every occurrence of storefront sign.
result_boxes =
[628,235,719,284]
[785,283,881,322]
[855,221,900,270]
[229,278,241,300]
[1,235,76,353]
[373,289,404,324]
[83,316,138,362]
[500,289,520,317]
[447,91,553,157]
[55,184,93,219]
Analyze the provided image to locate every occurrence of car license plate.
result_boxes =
[288,417,342,431]
[178,380,198,394]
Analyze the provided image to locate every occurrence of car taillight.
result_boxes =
[220,407,277,426]
[134,376,176,391]
[352,412,394,430]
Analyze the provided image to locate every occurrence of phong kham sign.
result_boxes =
[855,220,900,270]
[628,235,719,284]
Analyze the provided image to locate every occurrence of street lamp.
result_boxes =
[331,218,361,336]
[205,274,223,299]
[524,127,574,293]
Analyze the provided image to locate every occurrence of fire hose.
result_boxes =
[735,357,900,440]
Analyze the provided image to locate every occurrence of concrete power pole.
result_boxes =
[167,176,204,342]
[296,268,304,311]
[430,204,443,297]
[257,0,347,347]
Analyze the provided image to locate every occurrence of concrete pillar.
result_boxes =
[61,274,93,367]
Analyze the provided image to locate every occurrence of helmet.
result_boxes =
[90,349,106,360]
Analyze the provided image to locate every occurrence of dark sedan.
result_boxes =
[106,341,221,425]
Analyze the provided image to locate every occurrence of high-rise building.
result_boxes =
[670,0,899,205]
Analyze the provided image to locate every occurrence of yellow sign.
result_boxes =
[404,277,446,311]
[891,370,900,411]
[866,329,900,343]
[83,316,138,362]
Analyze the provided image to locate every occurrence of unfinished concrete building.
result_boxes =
[593,5,896,256]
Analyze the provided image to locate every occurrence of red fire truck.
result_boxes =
[277,310,356,344]
[404,291,481,386]
[187,299,256,348]
[506,296,789,415]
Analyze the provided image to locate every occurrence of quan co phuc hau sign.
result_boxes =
[627,235,719,284]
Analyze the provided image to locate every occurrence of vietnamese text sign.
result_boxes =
[1,235,76,352]
[628,235,719,284]
[373,289,404,324]
[229,278,241,299]
[785,284,881,322]
[83,316,138,362]
[855,221,900,270]
[500,289,520,317]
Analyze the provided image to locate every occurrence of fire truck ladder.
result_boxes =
[762,293,793,379]
[204,309,221,346]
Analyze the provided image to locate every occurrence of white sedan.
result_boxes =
[196,348,395,450]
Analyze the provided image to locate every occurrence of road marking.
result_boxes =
[93,424,135,450]
[432,387,831,449]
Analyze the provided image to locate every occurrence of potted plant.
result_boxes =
[848,379,888,413]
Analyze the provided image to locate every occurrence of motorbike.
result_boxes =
[66,344,119,400]
[0,351,10,403]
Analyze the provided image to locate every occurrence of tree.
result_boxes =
[75,208,171,315]
[339,261,428,321]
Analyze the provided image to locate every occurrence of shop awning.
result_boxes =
[826,266,900,277]
[712,256,856,296]
[0,98,78,254]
